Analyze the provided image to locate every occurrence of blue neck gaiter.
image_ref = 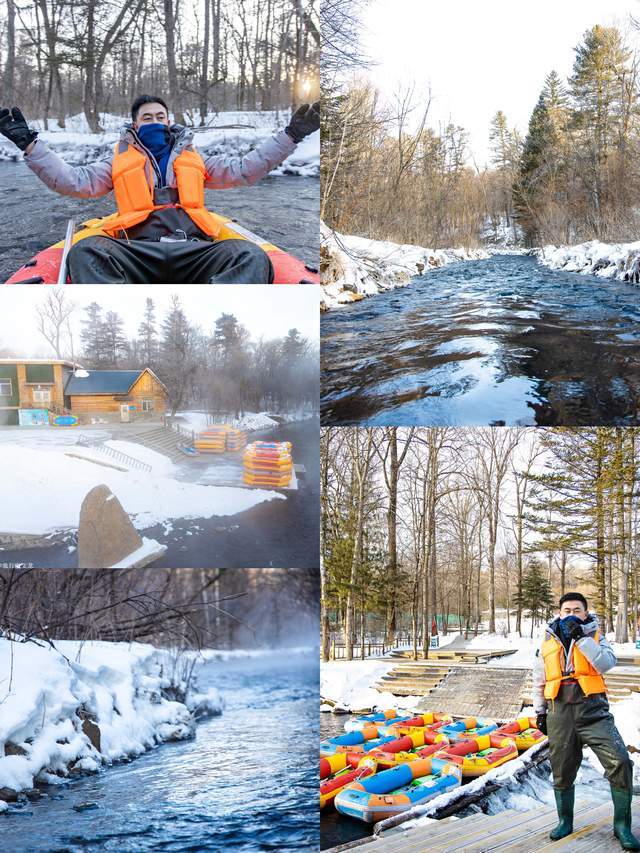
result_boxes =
[136,123,172,185]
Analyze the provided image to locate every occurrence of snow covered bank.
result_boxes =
[538,240,640,283]
[0,639,222,800]
[0,444,284,536]
[320,223,489,309]
[321,659,420,712]
[176,408,315,434]
[0,111,319,178]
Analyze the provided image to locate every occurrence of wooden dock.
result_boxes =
[327,797,640,852]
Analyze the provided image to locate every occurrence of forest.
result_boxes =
[0,0,320,130]
[0,290,319,416]
[321,0,640,248]
[321,427,640,662]
[0,567,319,649]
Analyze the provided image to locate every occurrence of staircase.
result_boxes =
[125,425,188,462]
[375,661,452,697]
[509,668,640,708]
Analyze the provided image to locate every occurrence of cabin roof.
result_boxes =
[65,369,144,395]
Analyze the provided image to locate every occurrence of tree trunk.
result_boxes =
[4,0,16,103]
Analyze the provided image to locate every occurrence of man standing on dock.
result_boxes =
[533,592,639,850]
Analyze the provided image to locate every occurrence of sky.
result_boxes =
[0,286,319,358]
[361,0,640,167]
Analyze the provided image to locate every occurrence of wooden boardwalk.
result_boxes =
[331,797,640,852]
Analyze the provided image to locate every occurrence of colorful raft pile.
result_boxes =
[243,441,293,487]
[320,710,547,823]
[193,425,247,454]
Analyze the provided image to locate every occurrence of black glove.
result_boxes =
[285,101,320,143]
[0,107,38,151]
[566,618,584,641]
[536,713,547,735]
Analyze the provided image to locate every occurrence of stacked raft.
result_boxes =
[243,441,293,487]
[193,425,247,454]
[321,709,547,822]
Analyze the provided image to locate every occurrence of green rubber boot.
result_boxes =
[611,785,640,851]
[549,787,575,840]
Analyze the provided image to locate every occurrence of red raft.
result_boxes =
[5,212,319,284]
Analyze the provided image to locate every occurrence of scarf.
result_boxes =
[136,123,172,186]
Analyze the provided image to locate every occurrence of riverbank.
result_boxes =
[0,638,222,805]
[538,240,640,282]
[0,110,319,177]
[320,224,489,310]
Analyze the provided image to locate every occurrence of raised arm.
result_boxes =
[0,107,113,198]
[203,102,319,189]
[202,130,296,189]
[24,140,114,199]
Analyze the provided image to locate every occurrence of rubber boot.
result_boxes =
[611,785,640,851]
[549,787,575,840]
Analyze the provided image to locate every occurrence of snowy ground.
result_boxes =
[0,110,319,178]
[0,638,222,798]
[0,438,283,536]
[538,240,640,283]
[320,222,489,309]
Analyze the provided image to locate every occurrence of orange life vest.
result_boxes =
[541,631,606,700]
[103,142,221,238]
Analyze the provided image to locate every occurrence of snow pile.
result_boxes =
[538,240,640,283]
[237,412,278,431]
[0,639,217,797]
[0,444,284,535]
[321,659,421,712]
[320,222,489,309]
[0,110,319,177]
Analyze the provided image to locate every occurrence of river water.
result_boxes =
[321,254,640,426]
[0,162,319,280]
[2,651,319,852]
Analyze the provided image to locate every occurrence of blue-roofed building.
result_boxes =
[0,359,168,425]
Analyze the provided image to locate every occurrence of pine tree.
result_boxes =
[80,302,107,366]
[102,311,129,368]
[159,295,197,415]
[514,559,555,637]
[137,298,158,367]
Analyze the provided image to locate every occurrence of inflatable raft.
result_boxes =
[334,757,462,823]
[378,712,452,737]
[367,735,446,769]
[494,717,547,751]
[5,212,319,284]
[345,711,413,733]
[439,717,498,741]
[320,756,377,809]
[434,734,518,777]
[320,728,394,757]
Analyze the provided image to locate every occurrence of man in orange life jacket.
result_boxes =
[533,592,638,850]
[0,97,319,283]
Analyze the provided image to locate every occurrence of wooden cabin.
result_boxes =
[0,360,168,425]
[65,368,168,420]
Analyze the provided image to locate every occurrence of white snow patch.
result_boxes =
[321,222,489,309]
[538,240,640,283]
[0,444,284,535]
[0,639,208,795]
[108,536,166,569]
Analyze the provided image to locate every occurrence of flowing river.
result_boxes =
[321,254,640,426]
[2,651,318,852]
[0,162,319,281]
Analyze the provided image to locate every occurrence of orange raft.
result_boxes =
[243,441,293,487]
[320,755,377,809]
[494,717,547,751]
[434,734,519,777]
[5,212,319,284]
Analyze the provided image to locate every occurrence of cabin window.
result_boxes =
[142,399,154,412]
[33,387,51,404]
[0,379,11,397]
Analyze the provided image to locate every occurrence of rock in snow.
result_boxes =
[320,222,489,309]
[538,240,640,282]
[0,639,223,798]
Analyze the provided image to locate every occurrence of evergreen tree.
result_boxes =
[102,311,129,368]
[80,302,107,366]
[137,298,158,367]
[514,559,555,637]
[159,295,198,415]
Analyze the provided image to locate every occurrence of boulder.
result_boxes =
[81,718,101,752]
[0,788,18,802]
[3,743,27,757]
[77,485,143,569]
